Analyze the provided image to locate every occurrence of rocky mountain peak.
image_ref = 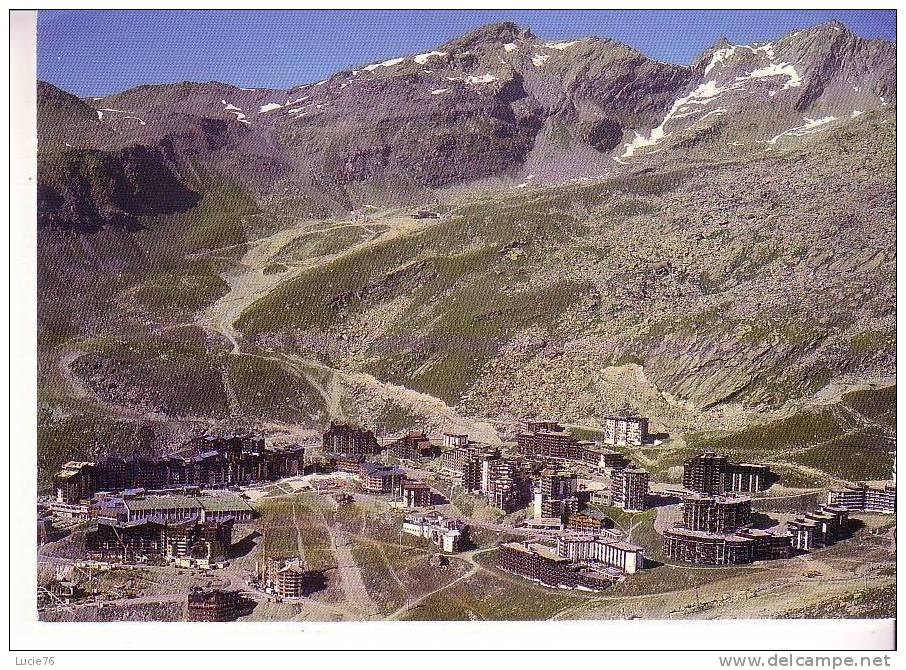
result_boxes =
[712,36,732,49]
[441,21,532,50]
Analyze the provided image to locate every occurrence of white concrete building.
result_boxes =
[442,433,469,449]
[557,534,644,574]
[601,416,649,446]
[402,511,468,553]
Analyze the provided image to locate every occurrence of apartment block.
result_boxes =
[662,527,791,566]
[322,421,380,457]
[680,493,752,534]
[442,433,469,450]
[264,556,307,599]
[601,416,649,446]
[385,431,440,460]
[682,452,728,495]
[724,462,776,493]
[484,458,532,513]
[534,468,579,520]
[827,482,896,514]
[360,463,404,495]
[787,517,819,551]
[611,466,650,511]
[186,587,246,621]
[683,452,777,495]
[515,421,578,460]
[556,534,644,574]
[566,508,613,533]
[579,444,630,472]
[53,437,304,503]
[804,505,849,547]
[85,516,234,565]
[113,494,254,524]
[497,541,618,591]
[400,480,432,507]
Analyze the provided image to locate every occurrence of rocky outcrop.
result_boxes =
[37,145,200,231]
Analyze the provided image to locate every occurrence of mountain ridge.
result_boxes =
[37,20,895,230]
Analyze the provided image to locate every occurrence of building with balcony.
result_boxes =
[611,466,650,511]
[601,416,649,446]
[827,482,896,514]
[680,493,752,534]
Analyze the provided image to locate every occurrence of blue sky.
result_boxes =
[38,10,895,97]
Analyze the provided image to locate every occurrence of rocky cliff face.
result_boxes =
[37,83,202,231]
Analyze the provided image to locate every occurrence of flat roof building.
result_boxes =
[611,466,650,511]
[827,482,896,514]
[680,493,752,534]
[186,587,245,622]
[662,527,791,566]
[556,534,644,574]
[497,541,618,591]
[787,517,819,552]
[52,437,304,502]
[402,511,468,553]
[516,421,578,461]
[385,431,440,461]
[683,452,777,495]
[400,480,432,508]
[682,452,728,495]
[322,421,380,458]
[484,457,532,513]
[535,469,579,520]
[86,516,234,565]
[601,416,649,447]
[579,444,630,471]
[442,433,469,449]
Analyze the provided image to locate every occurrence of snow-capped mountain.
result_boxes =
[37,20,895,229]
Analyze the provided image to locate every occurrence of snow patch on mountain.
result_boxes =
[544,40,582,50]
[221,101,250,125]
[503,42,518,52]
[429,88,450,95]
[737,62,802,90]
[465,74,498,85]
[704,45,738,75]
[259,102,285,113]
[531,53,549,67]
[768,116,838,144]
[413,51,446,64]
[96,108,147,125]
[363,57,406,72]
[619,80,727,159]
[696,108,727,124]
[753,42,776,60]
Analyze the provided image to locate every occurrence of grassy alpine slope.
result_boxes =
[36,109,895,488]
